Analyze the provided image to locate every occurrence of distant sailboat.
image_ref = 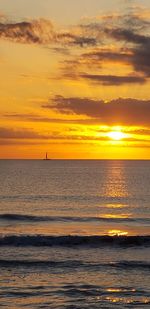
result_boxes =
[44,152,51,160]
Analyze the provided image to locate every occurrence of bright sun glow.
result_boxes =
[108,130,125,141]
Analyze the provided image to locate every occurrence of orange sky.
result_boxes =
[0,1,150,158]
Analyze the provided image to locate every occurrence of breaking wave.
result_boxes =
[0,259,149,270]
[0,213,149,223]
[0,235,149,247]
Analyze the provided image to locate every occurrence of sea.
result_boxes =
[0,159,150,309]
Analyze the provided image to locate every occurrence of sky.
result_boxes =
[0,0,150,159]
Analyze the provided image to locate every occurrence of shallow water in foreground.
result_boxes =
[0,160,150,308]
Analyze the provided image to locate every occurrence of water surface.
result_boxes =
[0,160,149,308]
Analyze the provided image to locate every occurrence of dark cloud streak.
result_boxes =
[80,73,145,85]
[43,96,150,126]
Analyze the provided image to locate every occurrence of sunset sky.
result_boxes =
[0,0,150,159]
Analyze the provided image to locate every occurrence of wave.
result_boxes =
[0,213,49,222]
[0,259,149,270]
[0,213,149,223]
[0,235,149,247]
[0,194,112,202]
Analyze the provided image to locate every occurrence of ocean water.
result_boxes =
[0,159,150,308]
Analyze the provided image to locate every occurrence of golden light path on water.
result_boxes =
[105,203,127,209]
[108,230,128,236]
[101,214,131,219]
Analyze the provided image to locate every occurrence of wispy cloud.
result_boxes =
[59,8,150,84]
[0,17,96,47]
[0,19,55,44]
[0,127,50,139]
[2,113,97,125]
[0,8,150,84]
[0,125,149,147]
[78,73,145,85]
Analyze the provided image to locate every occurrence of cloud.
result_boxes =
[0,126,100,142]
[3,113,150,134]
[0,17,97,47]
[59,8,150,83]
[57,32,97,47]
[129,128,150,135]
[82,49,132,64]
[43,96,150,126]
[60,46,147,85]
[0,127,88,142]
[0,140,48,145]
[106,28,149,45]
[79,73,145,85]
[105,27,150,77]
[1,126,149,146]
[3,113,98,125]
[0,8,150,83]
[0,127,50,139]
[0,19,56,44]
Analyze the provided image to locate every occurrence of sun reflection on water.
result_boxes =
[103,296,150,305]
[102,214,131,219]
[108,229,128,236]
[105,203,127,209]
[101,161,130,198]
[107,288,136,292]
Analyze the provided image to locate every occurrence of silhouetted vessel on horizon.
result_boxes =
[44,152,51,160]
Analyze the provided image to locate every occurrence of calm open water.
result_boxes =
[0,160,150,308]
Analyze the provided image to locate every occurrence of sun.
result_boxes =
[108,130,125,141]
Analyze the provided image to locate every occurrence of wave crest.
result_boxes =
[0,235,149,247]
[0,213,149,223]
